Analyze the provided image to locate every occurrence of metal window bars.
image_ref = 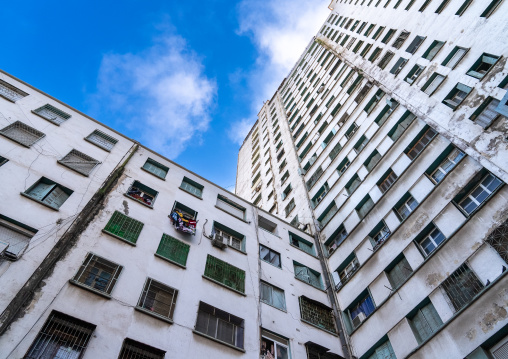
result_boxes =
[195,302,245,349]
[137,278,178,320]
[85,129,118,151]
[32,104,71,125]
[72,253,122,295]
[24,311,96,359]
[441,264,484,312]
[0,121,45,147]
[58,149,100,176]
[118,339,165,359]
[392,31,410,49]
[299,297,336,333]
[485,220,508,263]
[0,79,28,102]
[103,211,144,244]
[204,255,246,293]
[156,234,190,266]
[336,258,360,290]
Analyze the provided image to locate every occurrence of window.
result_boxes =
[337,158,350,178]
[312,182,330,208]
[395,194,419,220]
[405,126,437,160]
[179,176,204,198]
[336,254,360,289]
[299,296,336,333]
[261,330,289,359]
[378,169,398,193]
[365,24,376,36]
[364,89,385,114]
[260,282,286,311]
[404,64,425,85]
[386,255,413,289]
[470,97,504,128]
[0,121,45,147]
[294,262,323,289]
[23,177,73,210]
[405,0,417,9]
[213,221,246,252]
[390,57,408,75]
[260,244,281,268]
[369,221,391,251]
[480,0,504,17]
[369,47,382,62]
[58,149,100,176]
[137,278,178,322]
[32,104,71,125]
[306,166,323,190]
[290,231,315,255]
[372,26,385,40]
[155,233,190,267]
[378,51,395,69]
[406,35,426,54]
[366,340,396,359]
[392,31,410,49]
[381,29,396,44]
[427,146,465,183]
[85,129,118,151]
[442,46,468,68]
[467,53,500,79]
[0,155,7,167]
[216,194,246,220]
[354,135,369,154]
[364,150,382,172]
[284,198,296,217]
[388,110,416,141]
[318,201,338,227]
[441,264,484,311]
[356,195,375,219]
[346,174,362,195]
[442,83,472,110]
[142,158,169,179]
[417,224,446,256]
[326,224,348,254]
[204,254,245,293]
[281,170,290,185]
[360,43,373,57]
[0,79,28,102]
[71,253,123,296]
[126,180,158,207]
[455,0,473,15]
[0,215,37,260]
[408,300,443,344]
[455,172,502,215]
[421,73,445,95]
[24,311,96,359]
[195,302,244,350]
[118,338,165,359]
[170,201,198,235]
[422,40,445,61]
[103,211,144,245]
[419,0,432,11]
[345,122,359,140]
[348,292,375,329]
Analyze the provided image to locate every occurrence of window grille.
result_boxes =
[406,127,437,160]
[24,177,73,210]
[58,149,100,176]
[195,302,245,349]
[204,255,245,293]
[85,129,118,151]
[32,104,71,125]
[0,79,28,102]
[429,148,465,183]
[156,234,190,266]
[418,227,445,256]
[458,173,502,215]
[71,253,123,295]
[441,264,484,312]
[387,256,413,288]
[103,211,144,244]
[294,262,322,289]
[378,51,395,69]
[260,281,286,310]
[24,311,96,359]
[396,195,418,220]
[299,296,336,333]
[180,177,204,198]
[118,339,166,359]
[0,121,45,147]
[392,31,410,49]
[0,216,36,260]
[143,158,169,179]
[378,170,398,193]
[137,278,178,321]
[409,301,443,344]
[486,220,508,263]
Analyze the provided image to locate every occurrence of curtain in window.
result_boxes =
[351,295,375,319]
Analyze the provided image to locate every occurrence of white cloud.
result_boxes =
[228,0,329,144]
[92,34,216,157]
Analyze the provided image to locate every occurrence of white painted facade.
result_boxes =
[237,0,508,358]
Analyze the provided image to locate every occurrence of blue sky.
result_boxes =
[1,0,329,190]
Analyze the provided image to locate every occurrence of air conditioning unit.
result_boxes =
[211,234,227,249]
[352,312,366,327]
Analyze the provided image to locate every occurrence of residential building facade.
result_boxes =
[0,71,343,358]
[236,0,508,358]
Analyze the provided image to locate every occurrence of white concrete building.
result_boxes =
[236,0,508,358]
[0,71,344,358]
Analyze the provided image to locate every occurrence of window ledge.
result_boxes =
[57,160,90,177]
[202,275,246,296]
[0,94,16,103]
[179,186,203,200]
[301,319,338,336]
[261,300,287,313]
[102,229,137,246]
[294,277,326,293]
[124,193,154,209]
[134,306,174,324]
[192,330,246,353]
[69,279,112,299]
[228,245,247,255]
[140,166,166,180]
[214,205,249,224]
[154,253,187,269]
[290,243,318,258]
[84,137,112,152]
[20,192,59,211]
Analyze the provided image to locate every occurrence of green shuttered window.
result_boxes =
[103,211,144,245]
[156,234,190,267]
[204,255,246,293]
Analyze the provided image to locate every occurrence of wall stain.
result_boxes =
[480,303,507,333]
[465,328,476,341]
[122,200,129,215]
[402,213,429,240]
[425,273,444,287]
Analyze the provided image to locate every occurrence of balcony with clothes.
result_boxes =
[169,201,197,235]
